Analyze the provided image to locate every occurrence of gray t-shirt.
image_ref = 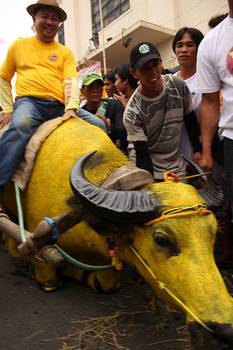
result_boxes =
[123,74,193,180]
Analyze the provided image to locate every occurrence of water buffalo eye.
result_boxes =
[154,234,170,247]
[154,233,180,256]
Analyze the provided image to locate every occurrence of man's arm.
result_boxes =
[123,100,153,174]
[107,100,127,140]
[63,77,79,117]
[184,110,202,152]
[133,141,154,175]
[0,77,13,128]
[199,92,220,170]
[62,49,80,116]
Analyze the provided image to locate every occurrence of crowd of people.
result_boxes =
[0,0,232,267]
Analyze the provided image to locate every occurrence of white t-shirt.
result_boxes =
[196,15,233,140]
[175,72,201,158]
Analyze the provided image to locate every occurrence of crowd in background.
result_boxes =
[67,10,232,267]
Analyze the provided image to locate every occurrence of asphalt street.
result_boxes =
[0,242,189,350]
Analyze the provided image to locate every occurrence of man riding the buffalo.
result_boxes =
[0,0,106,205]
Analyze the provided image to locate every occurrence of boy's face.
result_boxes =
[104,79,117,97]
[131,59,163,91]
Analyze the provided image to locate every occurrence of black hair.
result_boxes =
[172,27,204,53]
[163,65,180,74]
[115,64,138,89]
[208,13,228,29]
[103,70,116,83]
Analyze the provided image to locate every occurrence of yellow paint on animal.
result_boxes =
[4,117,233,333]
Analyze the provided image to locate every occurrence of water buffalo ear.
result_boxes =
[101,165,154,190]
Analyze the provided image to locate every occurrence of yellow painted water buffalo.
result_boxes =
[2,117,233,349]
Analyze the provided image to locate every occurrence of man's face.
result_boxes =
[131,59,163,90]
[34,7,60,43]
[175,32,197,68]
[114,73,127,94]
[82,81,103,103]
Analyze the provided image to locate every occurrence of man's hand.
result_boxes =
[113,92,128,107]
[63,109,77,118]
[198,154,214,171]
[96,114,111,131]
[193,152,202,163]
[0,112,13,129]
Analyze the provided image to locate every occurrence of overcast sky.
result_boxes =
[0,0,34,64]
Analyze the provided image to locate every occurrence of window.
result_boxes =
[91,0,130,33]
[58,23,65,45]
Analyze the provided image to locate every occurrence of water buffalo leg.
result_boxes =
[62,265,121,293]
[32,255,61,292]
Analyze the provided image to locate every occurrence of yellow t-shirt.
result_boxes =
[0,36,77,103]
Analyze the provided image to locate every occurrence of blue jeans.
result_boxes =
[79,108,106,132]
[0,97,106,193]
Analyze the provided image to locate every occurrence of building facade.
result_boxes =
[61,0,228,72]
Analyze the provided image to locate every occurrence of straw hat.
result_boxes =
[27,0,67,22]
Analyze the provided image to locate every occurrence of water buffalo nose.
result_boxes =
[189,322,233,350]
[207,322,233,346]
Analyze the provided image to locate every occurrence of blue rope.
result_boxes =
[43,217,59,242]
[42,216,113,270]
[14,183,26,243]
[54,244,113,271]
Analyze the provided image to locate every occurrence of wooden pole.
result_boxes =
[98,0,107,74]
[0,211,82,256]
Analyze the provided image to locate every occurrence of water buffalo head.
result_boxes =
[70,151,233,349]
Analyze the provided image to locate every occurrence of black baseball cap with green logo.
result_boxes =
[130,42,161,69]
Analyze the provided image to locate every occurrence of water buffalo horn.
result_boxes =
[198,178,224,208]
[181,154,223,208]
[181,154,208,185]
[70,151,161,224]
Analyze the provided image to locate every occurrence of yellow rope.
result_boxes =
[179,172,211,181]
[129,244,214,333]
[145,204,212,226]
[163,171,211,183]
[146,169,213,227]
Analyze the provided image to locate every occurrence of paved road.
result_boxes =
[0,243,189,350]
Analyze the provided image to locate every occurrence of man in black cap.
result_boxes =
[123,41,201,180]
[0,0,105,201]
